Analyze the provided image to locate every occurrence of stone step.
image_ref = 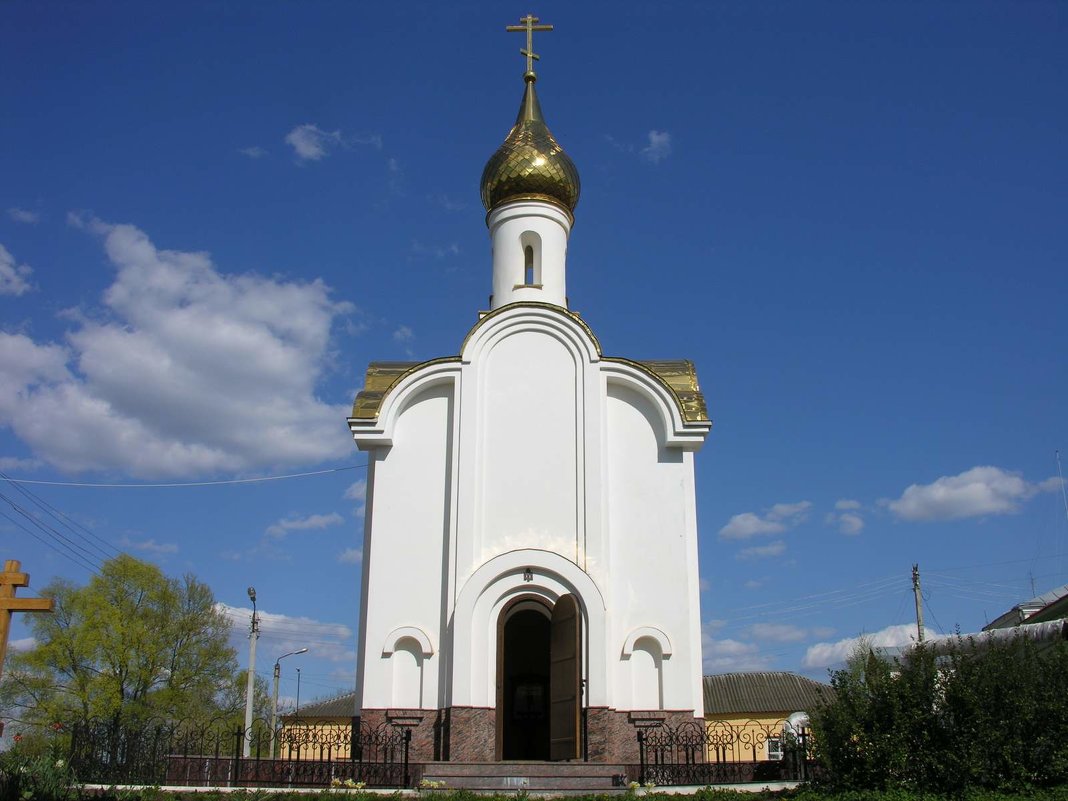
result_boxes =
[417,761,632,792]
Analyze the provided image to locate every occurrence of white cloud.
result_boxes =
[1039,476,1064,493]
[10,637,36,652]
[344,479,367,519]
[640,130,672,164]
[266,512,344,539]
[720,501,811,539]
[702,621,770,672]
[826,499,865,533]
[119,536,178,555]
[802,623,938,669]
[392,325,414,344]
[746,623,836,643]
[747,623,808,643]
[738,540,786,559]
[767,501,811,520]
[239,146,268,159]
[0,456,41,471]
[720,512,784,539]
[884,466,1055,522]
[0,218,354,477]
[699,577,710,592]
[743,578,764,590]
[355,134,384,151]
[826,509,865,534]
[837,512,864,534]
[285,124,343,161]
[218,603,354,663]
[338,547,362,564]
[8,208,40,224]
[0,243,34,296]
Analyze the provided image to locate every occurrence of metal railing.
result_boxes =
[68,717,410,788]
[637,719,813,786]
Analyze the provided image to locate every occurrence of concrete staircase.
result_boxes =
[416,761,633,794]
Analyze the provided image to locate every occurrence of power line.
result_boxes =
[923,592,947,637]
[1,473,118,560]
[718,573,903,616]
[0,490,103,571]
[0,506,99,575]
[2,464,366,488]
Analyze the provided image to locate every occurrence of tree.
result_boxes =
[0,554,239,730]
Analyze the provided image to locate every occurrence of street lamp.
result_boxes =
[242,586,260,758]
[270,647,308,757]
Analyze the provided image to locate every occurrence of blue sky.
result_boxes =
[2,2,1066,708]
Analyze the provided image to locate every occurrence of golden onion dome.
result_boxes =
[480,75,580,216]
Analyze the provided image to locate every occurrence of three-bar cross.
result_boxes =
[0,559,54,683]
[506,14,553,76]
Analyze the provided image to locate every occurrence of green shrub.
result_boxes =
[810,635,1068,793]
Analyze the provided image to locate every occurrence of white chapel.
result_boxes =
[348,18,711,763]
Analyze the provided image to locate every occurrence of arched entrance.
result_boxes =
[495,594,582,761]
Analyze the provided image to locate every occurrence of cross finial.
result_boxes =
[505,14,553,81]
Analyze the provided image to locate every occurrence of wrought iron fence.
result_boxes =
[637,719,813,786]
[68,716,410,788]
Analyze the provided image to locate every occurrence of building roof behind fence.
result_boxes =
[286,690,358,719]
[702,672,832,715]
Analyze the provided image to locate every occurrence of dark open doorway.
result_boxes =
[496,594,583,761]
[498,600,551,759]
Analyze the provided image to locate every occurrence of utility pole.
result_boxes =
[270,647,308,757]
[912,563,925,643]
[243,586,260,758]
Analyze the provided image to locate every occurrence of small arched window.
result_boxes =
[524,245,535,285]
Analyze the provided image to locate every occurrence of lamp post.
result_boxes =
[242,586,260,758]
[270,647,308,757]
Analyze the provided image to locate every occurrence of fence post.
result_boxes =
[637,729,646,786]
[403,728,411,788]
[232,726,243,787]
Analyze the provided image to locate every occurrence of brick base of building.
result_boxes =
[358,707,702,764]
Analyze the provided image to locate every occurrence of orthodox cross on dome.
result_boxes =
[506,14,553,78]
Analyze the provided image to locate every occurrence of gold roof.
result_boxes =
[351,361,421,419]
[634,360,710,424]
[480,75,580,216]
[350,312,710,427]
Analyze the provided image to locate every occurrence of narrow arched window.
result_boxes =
[524,245,535,285]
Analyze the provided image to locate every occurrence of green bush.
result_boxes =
[810,634,1068,793]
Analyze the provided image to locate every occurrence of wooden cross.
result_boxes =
[506,14,553,77]
[0,559,54,683]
